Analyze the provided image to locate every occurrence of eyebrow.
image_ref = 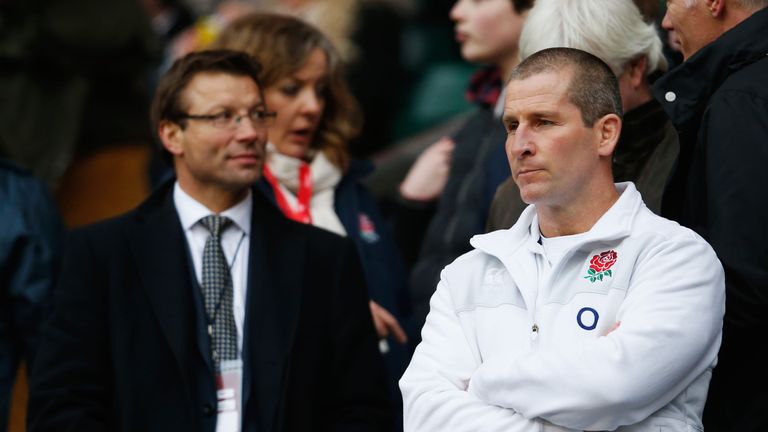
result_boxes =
[217,101,267,110]
[528,110,559,118]
[505,109,560,120]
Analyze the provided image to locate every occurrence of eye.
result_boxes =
[211,111,234,126]
[537,119,554,127]
[280,83,300,96]
[507,122,519,134]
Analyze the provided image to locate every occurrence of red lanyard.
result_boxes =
[263,162,313,224]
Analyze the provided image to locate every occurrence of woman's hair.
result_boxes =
[519,0,667,77]
[211,13,361,170]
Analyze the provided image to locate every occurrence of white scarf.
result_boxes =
[265,143,347,236]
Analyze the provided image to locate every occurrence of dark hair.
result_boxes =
[509,47,623,126]
[151,49,263,131]
[150,49,264,164]
[511,0,535,13]
[211,13,361,171]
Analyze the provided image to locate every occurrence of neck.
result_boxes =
[536,174,619,238]
[624,83,653,113]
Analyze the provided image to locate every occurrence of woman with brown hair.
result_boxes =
[211,12,411,417]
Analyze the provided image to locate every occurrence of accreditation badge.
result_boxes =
[215,359,243,432]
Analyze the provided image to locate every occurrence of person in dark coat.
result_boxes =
[652,1,768,431]
[27,50,391,432]
[0,159,64,431]
[486,0,679,231]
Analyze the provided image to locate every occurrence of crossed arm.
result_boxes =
[400,278,554,432]
[402,237,724,431]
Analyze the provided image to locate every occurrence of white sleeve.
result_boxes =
[400,277,574,432]
[468,237,725,431]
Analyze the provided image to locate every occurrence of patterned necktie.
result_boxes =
[199,215,238,370]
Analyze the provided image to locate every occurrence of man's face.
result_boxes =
[662,0,722,59]
[162,72,267,196]
[450,0,527,67]
[503,70,608,208]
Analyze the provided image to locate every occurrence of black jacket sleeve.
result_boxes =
[701,89,768,328]
[27,229,111,432]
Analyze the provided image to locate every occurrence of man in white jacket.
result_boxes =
[399,47,725,432]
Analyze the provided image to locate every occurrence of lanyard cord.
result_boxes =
[209,229,246,329]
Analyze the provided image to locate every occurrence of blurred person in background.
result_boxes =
[398,0,533,344]
[166,0,407,159]
[211,13,411,425]
[0,159,64,432]
[255,0,408,158]
[653,0,768,430]
[486,0,677,230]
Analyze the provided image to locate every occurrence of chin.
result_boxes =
[230,167,262,184]
[276,143,310,160]
[517,184,548,205]
[461,46,482,63]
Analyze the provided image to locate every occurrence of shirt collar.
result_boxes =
[466,66,503,109]
[471,182,641,259]
[173,182,252,235]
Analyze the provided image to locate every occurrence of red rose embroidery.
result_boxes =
[584,250,617,283]
[590,250,617,272]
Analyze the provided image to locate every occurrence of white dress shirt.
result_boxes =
[173,182,251,356]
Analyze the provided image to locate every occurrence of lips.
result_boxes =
[455,31,468,43]
[228,152,262,165]
[515,168,543,181]
[288,127,316,144]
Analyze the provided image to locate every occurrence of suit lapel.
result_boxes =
[242,192,306,431]
[128,184,211,400]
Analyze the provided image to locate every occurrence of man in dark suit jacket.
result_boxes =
[26,50,392,432]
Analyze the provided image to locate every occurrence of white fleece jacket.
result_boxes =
[400,183,725,432]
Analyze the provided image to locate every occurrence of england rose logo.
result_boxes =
[584,250,617,283]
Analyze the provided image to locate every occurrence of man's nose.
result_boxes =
[234,116,264,142]
[506,125,534,159]
[661,10,673,31]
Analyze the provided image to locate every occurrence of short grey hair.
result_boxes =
[519,0,667,77]
[509,47,623,127]
[685,0,768,11]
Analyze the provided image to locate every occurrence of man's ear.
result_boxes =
[596,114,621,157]
[158,120,184,157]
[626,56,647,89]
[705,0,725,18]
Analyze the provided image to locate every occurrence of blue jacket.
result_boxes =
[258,160,410,321]
[0,160,64,431]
